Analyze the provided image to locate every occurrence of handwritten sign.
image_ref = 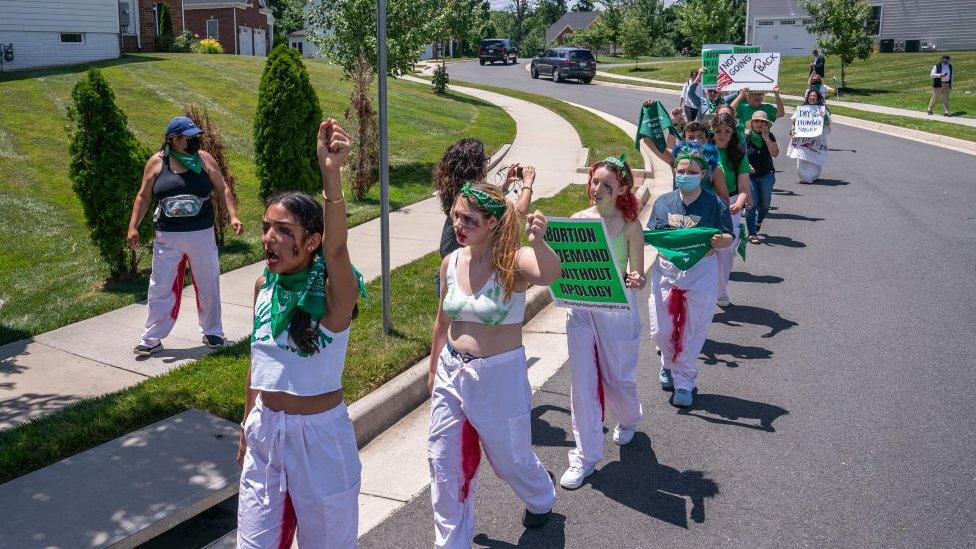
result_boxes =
[702,48,733,88]
[544,217,631,312]
[715,52,781,92]
[793,104,826,137]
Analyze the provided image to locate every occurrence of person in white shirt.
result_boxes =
[681,68,704,121]
[928,54,953,117]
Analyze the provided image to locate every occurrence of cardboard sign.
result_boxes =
[544,217,631,312]
[793,104,826,137]
[715,52,781,92]
[702,48,733,88]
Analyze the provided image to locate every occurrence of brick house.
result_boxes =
[119,0,185,53]
[183,0,274,56]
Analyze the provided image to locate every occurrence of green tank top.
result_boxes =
[610,229,629,273]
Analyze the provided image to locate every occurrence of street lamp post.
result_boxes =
[377,0,392,334]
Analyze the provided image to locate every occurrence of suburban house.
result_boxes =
[183,0,274,56]
[288,29,322,59]
[119,0,184,53]
[0,0,123,70]
[745,0,976,55]
[545,11,599,47]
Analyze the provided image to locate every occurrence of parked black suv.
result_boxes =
[530,47,596,83]
[479,39,518,65]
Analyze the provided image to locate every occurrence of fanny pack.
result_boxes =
[154,194,210,221]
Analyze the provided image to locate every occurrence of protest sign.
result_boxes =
[734,45,761,55]
[702,48,733,88]
[544,217,631,311]
[715,52,781,92]
[793,104,826,138]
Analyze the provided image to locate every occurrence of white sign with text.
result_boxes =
[715,52,781,91]
[793,104,827,138]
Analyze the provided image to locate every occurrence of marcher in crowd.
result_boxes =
[788,90,831,184]
[743,111,779,243]
[928,54,953,117]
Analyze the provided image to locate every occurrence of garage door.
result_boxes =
[239,26,253,56]
[752,18,817,55]
[254,29,267,56]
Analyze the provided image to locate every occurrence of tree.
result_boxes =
[253,45,323,200]
[67,69,150,277]
[508,0,532,47]
[184,104,237,246]
[307,0,441,199]
[569,17,608,58]
[801,0,873,88]
[440,0,481,59]
[573,0,594,12]
[535,0,568,28]
[619,7,654,67]
[155,3,174,52]
[265,0,307,46]
[597,0,624,54]
[674,0,742,52]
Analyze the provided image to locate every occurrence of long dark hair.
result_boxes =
[434,138,488,214]
[710,114,745,169]
[264,191,339,355]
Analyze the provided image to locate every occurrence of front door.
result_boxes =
[254,28,267,56]
[239,26,253,56]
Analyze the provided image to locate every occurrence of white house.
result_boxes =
[288,29,322,59]
[0,0,121,71]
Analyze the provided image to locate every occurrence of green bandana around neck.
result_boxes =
[260,251,367,339]
[644,227,721,271]
[169,147,203,174]
[747,130,765,149]
[635,100,679,153]
[461,181,506,220]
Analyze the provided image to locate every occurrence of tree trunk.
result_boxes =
[841,59,846,89]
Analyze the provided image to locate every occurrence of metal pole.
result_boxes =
[377,0,392,334]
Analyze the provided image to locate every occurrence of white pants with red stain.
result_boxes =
[565,294,643,469]
[237,396,361,549]
[140,228,223,347]
[428,345,556,549]
[648,254,719,392]
[714,194,741,301]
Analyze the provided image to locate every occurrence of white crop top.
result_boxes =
[250,280,349,396]
[442,249,525,325]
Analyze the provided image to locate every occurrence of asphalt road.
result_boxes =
[361,61,976,548]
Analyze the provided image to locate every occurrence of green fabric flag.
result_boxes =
[738,223,747,260]
[169,148,203,174]
[643,227,720,271]
[635,101,678,153]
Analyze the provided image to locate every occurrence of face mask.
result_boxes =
[184,136,201,154]
[675,173,701,192]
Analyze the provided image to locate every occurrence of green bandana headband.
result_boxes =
[169,147,203,174]
[601,153,631,182]
[461,181,506,220]
[675,150,709,172]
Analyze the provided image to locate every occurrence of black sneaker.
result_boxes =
[133,342,162,356]
[203,334,226,348]
[522,509,552,528]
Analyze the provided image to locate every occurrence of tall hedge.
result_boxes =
[156,3,174,52]
[67,68,150,277]
[253,45,323,199]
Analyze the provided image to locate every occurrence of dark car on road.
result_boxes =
[479,39,518,65]
[530,47,596,83]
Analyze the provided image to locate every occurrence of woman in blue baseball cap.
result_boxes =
[126,115,243,356]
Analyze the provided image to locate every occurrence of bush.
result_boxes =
[432,63,450,95]
[67,69,151,277]
[192,38,224,54]
[184,104,237,246]
[253,45,323,199]
[651,37,677,58]
[155,3,174,52]
[172,30,195,53]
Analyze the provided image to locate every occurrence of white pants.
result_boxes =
[566,296,643,469]
[797,159,823,183]
[141,228,223,347]
[715,194,740,301]
[428,345,556,549]
[648,255,719,391]
[238,396,361,549]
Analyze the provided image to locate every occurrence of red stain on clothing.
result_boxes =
[460,419,481,502]
[170,254,190,319]
[668,288,688,361]
[594,342,605,421]
[278,491,297,549]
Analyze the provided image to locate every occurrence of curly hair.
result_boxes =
[710,114,745,171]
[587,160,639,222]
[434,138,488,215]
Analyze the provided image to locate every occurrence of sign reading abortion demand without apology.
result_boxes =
[792,104,827,138]
[544,217,631,311]
[715,52,781,92]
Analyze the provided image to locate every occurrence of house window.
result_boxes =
[206,19,219,40]
[780,19,796,26]
[866,5,882,35]
[59,33,85,44]
[757,20,774,27]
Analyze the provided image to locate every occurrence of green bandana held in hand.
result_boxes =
[738,223,747,261]
[461,181,506,219]
[635,100,679,153]
[262,251,367,339]
[169,147,203,174]
[644,227,721,271]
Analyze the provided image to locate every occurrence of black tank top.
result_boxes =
[153,151,215,232]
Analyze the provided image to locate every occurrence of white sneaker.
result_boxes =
[716,296,731,307]
[612,424,636,445]
[559,465,594,490]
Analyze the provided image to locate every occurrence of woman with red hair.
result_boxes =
[559,155,646,490]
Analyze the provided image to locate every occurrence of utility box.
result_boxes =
[879,38,894,53]
[905,39,921,53]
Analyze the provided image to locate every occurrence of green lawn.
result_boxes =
[603,51,976,118]
[596,54,688,65]
[0,53,514,345]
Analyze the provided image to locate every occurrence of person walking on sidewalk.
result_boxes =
[928,54,953,117]
[559,155,645,490]
[744,111,779,244]
[433,139,535,295]
[711,113,752,307]
[810,48,825,78]
[127,116,243,356]
[237,119,366,548]
[647,150,734,407]
[427,182,560,547]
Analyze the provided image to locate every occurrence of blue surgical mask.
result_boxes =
[675,173,701,192]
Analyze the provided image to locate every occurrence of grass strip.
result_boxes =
[0,183,590,485]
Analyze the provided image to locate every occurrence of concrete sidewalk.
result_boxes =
[0,84,587,430]
[596,70,976,128]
